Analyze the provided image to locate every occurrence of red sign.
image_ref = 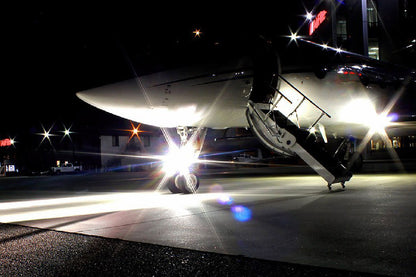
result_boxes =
[0,139,12,147]
[309,10,327,36]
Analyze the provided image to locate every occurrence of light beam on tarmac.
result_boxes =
[0,192,222,223]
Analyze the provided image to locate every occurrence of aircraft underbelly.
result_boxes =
[149,86,250,128]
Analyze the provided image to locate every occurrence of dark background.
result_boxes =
[0,2,306,134]
[2,1,414,134]
[0,2,307,171]
[0,1,414,171]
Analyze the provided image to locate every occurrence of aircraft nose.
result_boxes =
[76,79,146,112]
[76,88,111,111]
[76,78,204,128]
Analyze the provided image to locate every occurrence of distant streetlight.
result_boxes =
[61,124,73,142]
[38,124,55,146]
[305,11,313,21]
[193,29,202,38]
[287,28,300,45]
[126,121,147,142]
[290,32,299,41]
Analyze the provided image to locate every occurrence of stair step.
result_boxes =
[247,101,352,186]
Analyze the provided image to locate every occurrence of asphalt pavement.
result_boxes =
[0,170,415,276]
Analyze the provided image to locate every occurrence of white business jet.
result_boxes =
[77,38,414,192]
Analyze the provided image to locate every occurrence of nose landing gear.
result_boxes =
[168,173,200,194]
[164,127,206,194]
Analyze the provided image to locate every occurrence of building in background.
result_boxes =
[0,138,18,176]
[301,0,416,161]
[305,0,415,64]
[100,128,165,172]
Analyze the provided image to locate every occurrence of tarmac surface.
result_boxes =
[0,169,415,276]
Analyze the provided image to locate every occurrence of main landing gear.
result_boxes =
[164,127,206,194]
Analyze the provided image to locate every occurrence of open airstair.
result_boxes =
[246,74,352,190]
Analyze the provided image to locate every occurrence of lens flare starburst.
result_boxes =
[124,121,148,143]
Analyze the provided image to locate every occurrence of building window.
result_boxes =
[371,139,382,151]
[367,0,379,28]
[370,139,391,151]
[409,136,416,148]
[392,137,401,148]
[143,136,150,147]
[368,39,380,60]
[336,18,347,42]
[112,136,119,147]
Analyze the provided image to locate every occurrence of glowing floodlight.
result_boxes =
[370,113,395,134]
[162,144,198,177]
[340,98,395,135]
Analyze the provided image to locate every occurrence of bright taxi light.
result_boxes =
[162,144,198,176]
[371,113,395,134]
[340,99,395,134]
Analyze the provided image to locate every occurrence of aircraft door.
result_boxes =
[250,38,281,104]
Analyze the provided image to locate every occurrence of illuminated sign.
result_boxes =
[309,10,327,36]
[0,139,12,147]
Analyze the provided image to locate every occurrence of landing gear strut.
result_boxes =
[164,127,206,194]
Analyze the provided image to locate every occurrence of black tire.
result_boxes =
[168,177,182,194]
[175,174,200,194]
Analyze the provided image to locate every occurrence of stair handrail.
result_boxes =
[277,74,331,119]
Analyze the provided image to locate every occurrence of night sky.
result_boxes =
[1,2,310,138]
[3,1,413,138]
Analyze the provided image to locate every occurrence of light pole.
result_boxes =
[362,0,369,56]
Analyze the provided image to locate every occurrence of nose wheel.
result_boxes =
[163,126,206,194]
[168,173,200,194]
